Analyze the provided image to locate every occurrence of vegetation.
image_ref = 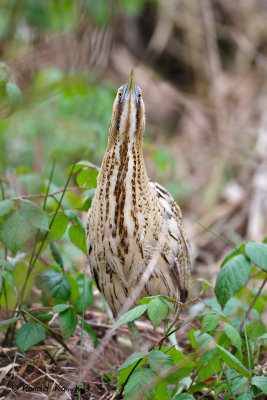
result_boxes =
[0,1,267,399]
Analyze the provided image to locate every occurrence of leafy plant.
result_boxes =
[113,240,267,399]
[0,160,99,350]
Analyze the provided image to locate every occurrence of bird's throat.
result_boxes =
[98,135,149,242]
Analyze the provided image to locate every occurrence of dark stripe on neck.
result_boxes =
[113,101,133,252]
[116,99,123,132]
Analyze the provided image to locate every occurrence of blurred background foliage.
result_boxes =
[0,1,267,397]
[0,0,267,285]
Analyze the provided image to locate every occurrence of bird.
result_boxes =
[86,71,191,346]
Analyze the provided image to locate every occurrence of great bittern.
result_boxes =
[87,71,191,347]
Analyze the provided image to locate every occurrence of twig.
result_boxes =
[238,276,267,332]
[0,345,61,353]
[183,211,236,249]
[13,372,34,389]
[16,186,89,199]
[84,219,169,377]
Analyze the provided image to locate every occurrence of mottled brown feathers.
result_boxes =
[87,74,191,315]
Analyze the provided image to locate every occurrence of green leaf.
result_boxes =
[0,316,21,328]
[194,331,217,363]
[216,345,251,378]
[194,330,213,348]
[160,346,195,380]
[148,350,172,371]
[16,322,46,352]
[50,242,64,270]
[6,82,22,109]
[53,304,70,313]
[66,160,100,175]
[0,259,15,271]
[1,270,15,286]
[86,169,99,187]
[221,244,245,267]
[83,321,99,347]
[224,322,242,354]
[65,274,79,303]
[245,242,267,271]
[226,369,248,392]
[79,316,99,347]
[31,311,52,323]
[123,368,155,400]
[80,188,95,211]
[119,351,148,371]
[0,199,14,217]
[20,200,49,231]
[36,269,71,303]
[147,297,169,328]
[64,210,77,220]
[201,312,219,332]
[139,296,157,305]
[76,169,92,186]
[173,394,195,400]
[73,275,93,313]
[48,213,69,241]
[188,329,197,348]
[197,278,213,292]
[68,224,86,254]
[154,381,171,400]
[258,333,267,340]
[215,254,251,307]
[58,307,77,340]
[197,355,220,381]
[214,382,228,398]
[188,382,206,394]
[237,393,253,400]
[81,188,96,198]
[147,350,177,383]
[252,376,267,394]
[0,211,32,255]
[113,304,148,329]
[80,196,93,211]
[117,358,146,388]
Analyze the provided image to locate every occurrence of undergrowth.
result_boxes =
[0,157,266,400]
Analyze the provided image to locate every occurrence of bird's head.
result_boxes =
[109,70,145,146]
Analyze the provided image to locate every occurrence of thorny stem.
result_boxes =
[238,275,267,332]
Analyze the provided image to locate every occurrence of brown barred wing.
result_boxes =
[149,180,191,302]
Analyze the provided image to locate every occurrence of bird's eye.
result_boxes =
[118,91,122,98]
[138,92,142,99]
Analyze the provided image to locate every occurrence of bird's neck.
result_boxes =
[99,135,149,191]
[96,135,154,244]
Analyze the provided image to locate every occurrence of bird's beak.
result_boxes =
[126,70,135,95]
